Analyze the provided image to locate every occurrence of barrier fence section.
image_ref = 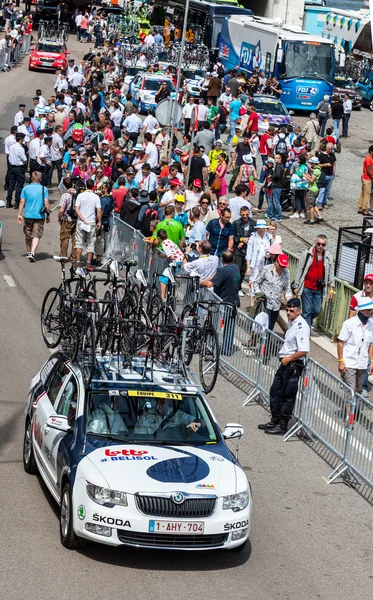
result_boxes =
[0,34,32,72]
[106,216,373,489]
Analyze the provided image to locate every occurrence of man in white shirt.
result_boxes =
[4,126,18,191]
[142,109,159,134]
[342,94,353,138]
[75,11,83,40]
[29,130,45,178]
[135,163,158,192]
[219,87,232,111]
[49,126,64,185]
[55,73,69,93]
[122,109,142,144]
[197,98,208,124]
[145,31,155,45]
[229,183,252,221]
[35,90,47,108]
[75,179,102,265]
[338,298,373,393]
[14,104,25,127]
[68,66,85,87]
[182,97,196,135]
[7,132,28,208]
[17,119,31,145]
[140,132,158,169]
[37,136,52,186]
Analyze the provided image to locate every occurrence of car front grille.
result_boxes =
[117,530,228,549]
[135,495,216,518]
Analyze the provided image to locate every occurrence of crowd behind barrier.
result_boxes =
[0,34,32,72]
[105,215,373,489]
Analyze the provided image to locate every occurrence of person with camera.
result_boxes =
[17,171,51,263]
[292,234,335,329]
[58,176,77,263]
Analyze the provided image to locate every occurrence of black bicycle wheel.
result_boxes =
[120,292,137,318]
[119,324,133,365]
[148,292,163,324]
[64,321,79,362]
[41,287,62,348]
[199,326,220,394]
[80,319,96,385]
[181,305,195,366]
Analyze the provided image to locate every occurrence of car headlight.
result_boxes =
[86,482,128,507]
[222,489,250,512]
[144,95,154,102]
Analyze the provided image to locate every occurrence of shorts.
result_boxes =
[159,262,182,285]
[75,222,97,253]
[23,218,45,240]
[306,190,318,209]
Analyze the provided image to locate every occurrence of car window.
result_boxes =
[36,42,63,53]
[253,99,287,115]
[47,363,70,405]
[40,357,58,385]
[55,375,78,418]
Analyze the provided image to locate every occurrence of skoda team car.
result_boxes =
[129,73,176,113]
[252,94,296,136]
[29,39,70,71]
[23,353,252,551]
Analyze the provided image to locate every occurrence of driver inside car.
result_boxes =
[133,398,201,435]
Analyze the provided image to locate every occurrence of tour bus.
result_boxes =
[152,0,253,49]
[218,14,338,111]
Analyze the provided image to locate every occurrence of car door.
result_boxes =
[131,75,141,104]
[45,373,79,492]
[33,362,70,493]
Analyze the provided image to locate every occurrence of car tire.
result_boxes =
[370,100,373,112]
[23,419,38,475]
[229,540,248,552]
[60,482,86,549]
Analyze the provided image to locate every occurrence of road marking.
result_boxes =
[3,275,16,288]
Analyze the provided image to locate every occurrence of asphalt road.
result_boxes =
[0,36,372,600]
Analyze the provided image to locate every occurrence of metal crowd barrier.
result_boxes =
[0,34,32,72]
[106,215,373,489]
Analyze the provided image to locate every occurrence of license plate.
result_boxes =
[149,520,204,534]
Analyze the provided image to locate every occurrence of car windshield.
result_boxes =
[126,67,142,76]
[253,99,288,115]
[183,70,205,80]
[85,390,218,445]
[335,78,355,90]
[283,40,333,81]
[36,42,62,53]
[144,79,176,92]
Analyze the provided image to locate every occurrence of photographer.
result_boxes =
[58,176,77,263]
[17,171,50,263]
[292,234,335,329]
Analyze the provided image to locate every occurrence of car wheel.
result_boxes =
[229,540,248,552]
[60,482,86,549]
[23,419,37,475]
[370,100,373,112]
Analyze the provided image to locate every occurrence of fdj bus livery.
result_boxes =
[219,15,336,111]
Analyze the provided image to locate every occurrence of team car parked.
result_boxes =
[252,94,296,136]
[129,73,176,113]
[23,353,252,551]
[29,39,70,71]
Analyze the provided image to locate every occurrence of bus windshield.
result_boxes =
[283,41,333,82]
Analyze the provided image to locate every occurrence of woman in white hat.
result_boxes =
[236,154,258,188]
[245,219,272,295]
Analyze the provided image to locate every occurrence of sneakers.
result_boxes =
[238,290,244,297]
[361,389,369,398]
[304,220,315,225]
[289,212,300,219]
[300,212,305,218]
[25,252,31,259]
[276,218,283,222]
[28,253,35,262]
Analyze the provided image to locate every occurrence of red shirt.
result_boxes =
[259,132,271,155]
[248,111,258,132]
[113,187,128,213]
[304,250,325,291]
[362,155,373,181]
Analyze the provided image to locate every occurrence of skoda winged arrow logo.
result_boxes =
[171,492,185,504]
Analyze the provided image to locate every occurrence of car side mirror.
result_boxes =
[288,110,294,115]
[47,415,72,433]
[66,50,71,54]
[223,423,244,440]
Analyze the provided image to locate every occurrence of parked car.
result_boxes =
[129,72,176,113]
[251,94,296,136]
[334,77,362,110]
[356,74,373,111]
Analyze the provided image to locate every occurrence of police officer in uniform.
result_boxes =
[258,297,310,435]
[4,125,18,191]
[7,132,27,209]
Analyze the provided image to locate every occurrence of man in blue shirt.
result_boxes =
[227,94,242,144]
[188,206,206,245]
[17,171,50,262]
[206,208,234,264]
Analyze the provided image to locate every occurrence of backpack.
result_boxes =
[217,64,225,78]
[66,194,77,220]
[275,138,287,155]
[72,124,84,144]
[140,207,158,237]
[316,170,327,189]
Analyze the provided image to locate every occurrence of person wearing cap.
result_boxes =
[253,253,292,330]
[303,156,323,225]
[337,299,373,394]
[6,132,27,208]
[4,125,18,191]
[233,204,256,295]
[14,103,25,127]
[173,194,189,229]
[349,274,373,397]
[258,297,310,435]
[293,234,335,329]
[245,219,272,294]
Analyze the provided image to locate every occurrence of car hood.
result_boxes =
[85,443,240,495]
[334,86,360,98]
[257,113,291,125]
